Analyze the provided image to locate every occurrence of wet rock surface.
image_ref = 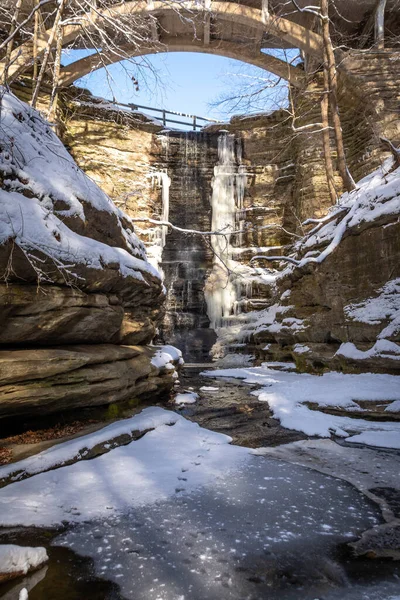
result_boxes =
[174,368,306,448]
[370,487,400,519]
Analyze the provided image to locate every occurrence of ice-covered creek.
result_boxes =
[1,369,400,600]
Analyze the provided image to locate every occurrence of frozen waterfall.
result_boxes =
[146,170,171,276]
[205,133,247,330]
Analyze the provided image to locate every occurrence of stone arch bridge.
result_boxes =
[1,0,399,89]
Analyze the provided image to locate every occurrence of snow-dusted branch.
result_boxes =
[250,254,300,265]
[380,137,400,170]
[131,217,301,239]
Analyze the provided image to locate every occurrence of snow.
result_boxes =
[293,343,310,354]
[200,386,219,392]
[260,361,296,370]
[214,353,254,368]
[150,345,184,369]
[175,392,198,405]
[19,589,28,600]
[336,340,400,361]
[202,365,400,448]
[0,189,159,283]
[344,278,400,340]
[0,407,180,482]
[295,159,400,268]
[0,545,48,575]
[0,88,160,285]
[0,408,249,526]
[344,431,400,449]
[237,304,302,341]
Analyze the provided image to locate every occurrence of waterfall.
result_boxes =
[205,133,247,330]
[146,170,171,276]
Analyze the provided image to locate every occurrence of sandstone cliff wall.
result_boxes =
[0,89,179,421]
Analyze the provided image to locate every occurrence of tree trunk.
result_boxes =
[31,0,65,109]
[321,0,356,192]
[2,0,23,85]
[47,9,64,119]
[32,0,41,92]
[321,60,337,204]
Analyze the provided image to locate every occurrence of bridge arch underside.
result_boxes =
[60,39,306,89]
[4,2,323,88]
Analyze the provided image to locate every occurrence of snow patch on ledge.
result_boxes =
[293,343,311,354]
[344,278,400,341]
[0,407,180,481]
[151,345,184,370]
[296,159,400,268]
[0,545,48,576]
[175,392,198,405]
[336,340,400,361]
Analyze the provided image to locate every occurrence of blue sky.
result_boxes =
[63,49,298,128]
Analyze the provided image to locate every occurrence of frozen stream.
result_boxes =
[1,368,400,600]
[49,456,398,600]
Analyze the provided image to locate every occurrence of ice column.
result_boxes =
[147,170,171,276]
[205,133,247,330]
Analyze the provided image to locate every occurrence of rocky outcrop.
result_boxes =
[0,345,179,419]
[0,285,159,346]
[242,164,400,374]
[0,89,176,420]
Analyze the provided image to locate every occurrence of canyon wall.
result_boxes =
[55,50,400,369]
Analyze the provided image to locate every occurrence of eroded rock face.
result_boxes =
[0,345,178,419]
[0,285,123,345]
[251,218,400,374]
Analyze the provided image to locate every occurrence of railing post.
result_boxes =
[193,116,196,131]
[163,109,166,126]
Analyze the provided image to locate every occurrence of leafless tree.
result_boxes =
[0,0,190,113]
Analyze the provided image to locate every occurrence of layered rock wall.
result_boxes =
[240,168,400,374]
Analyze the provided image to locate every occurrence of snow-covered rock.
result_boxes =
[0,88,162,302]
[0,408,249,527]
[0,89,176,419]
[175,392,198,405]
[0,545,48,583]
[228,160,400,374]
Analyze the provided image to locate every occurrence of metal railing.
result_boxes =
[104,99,219,130]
